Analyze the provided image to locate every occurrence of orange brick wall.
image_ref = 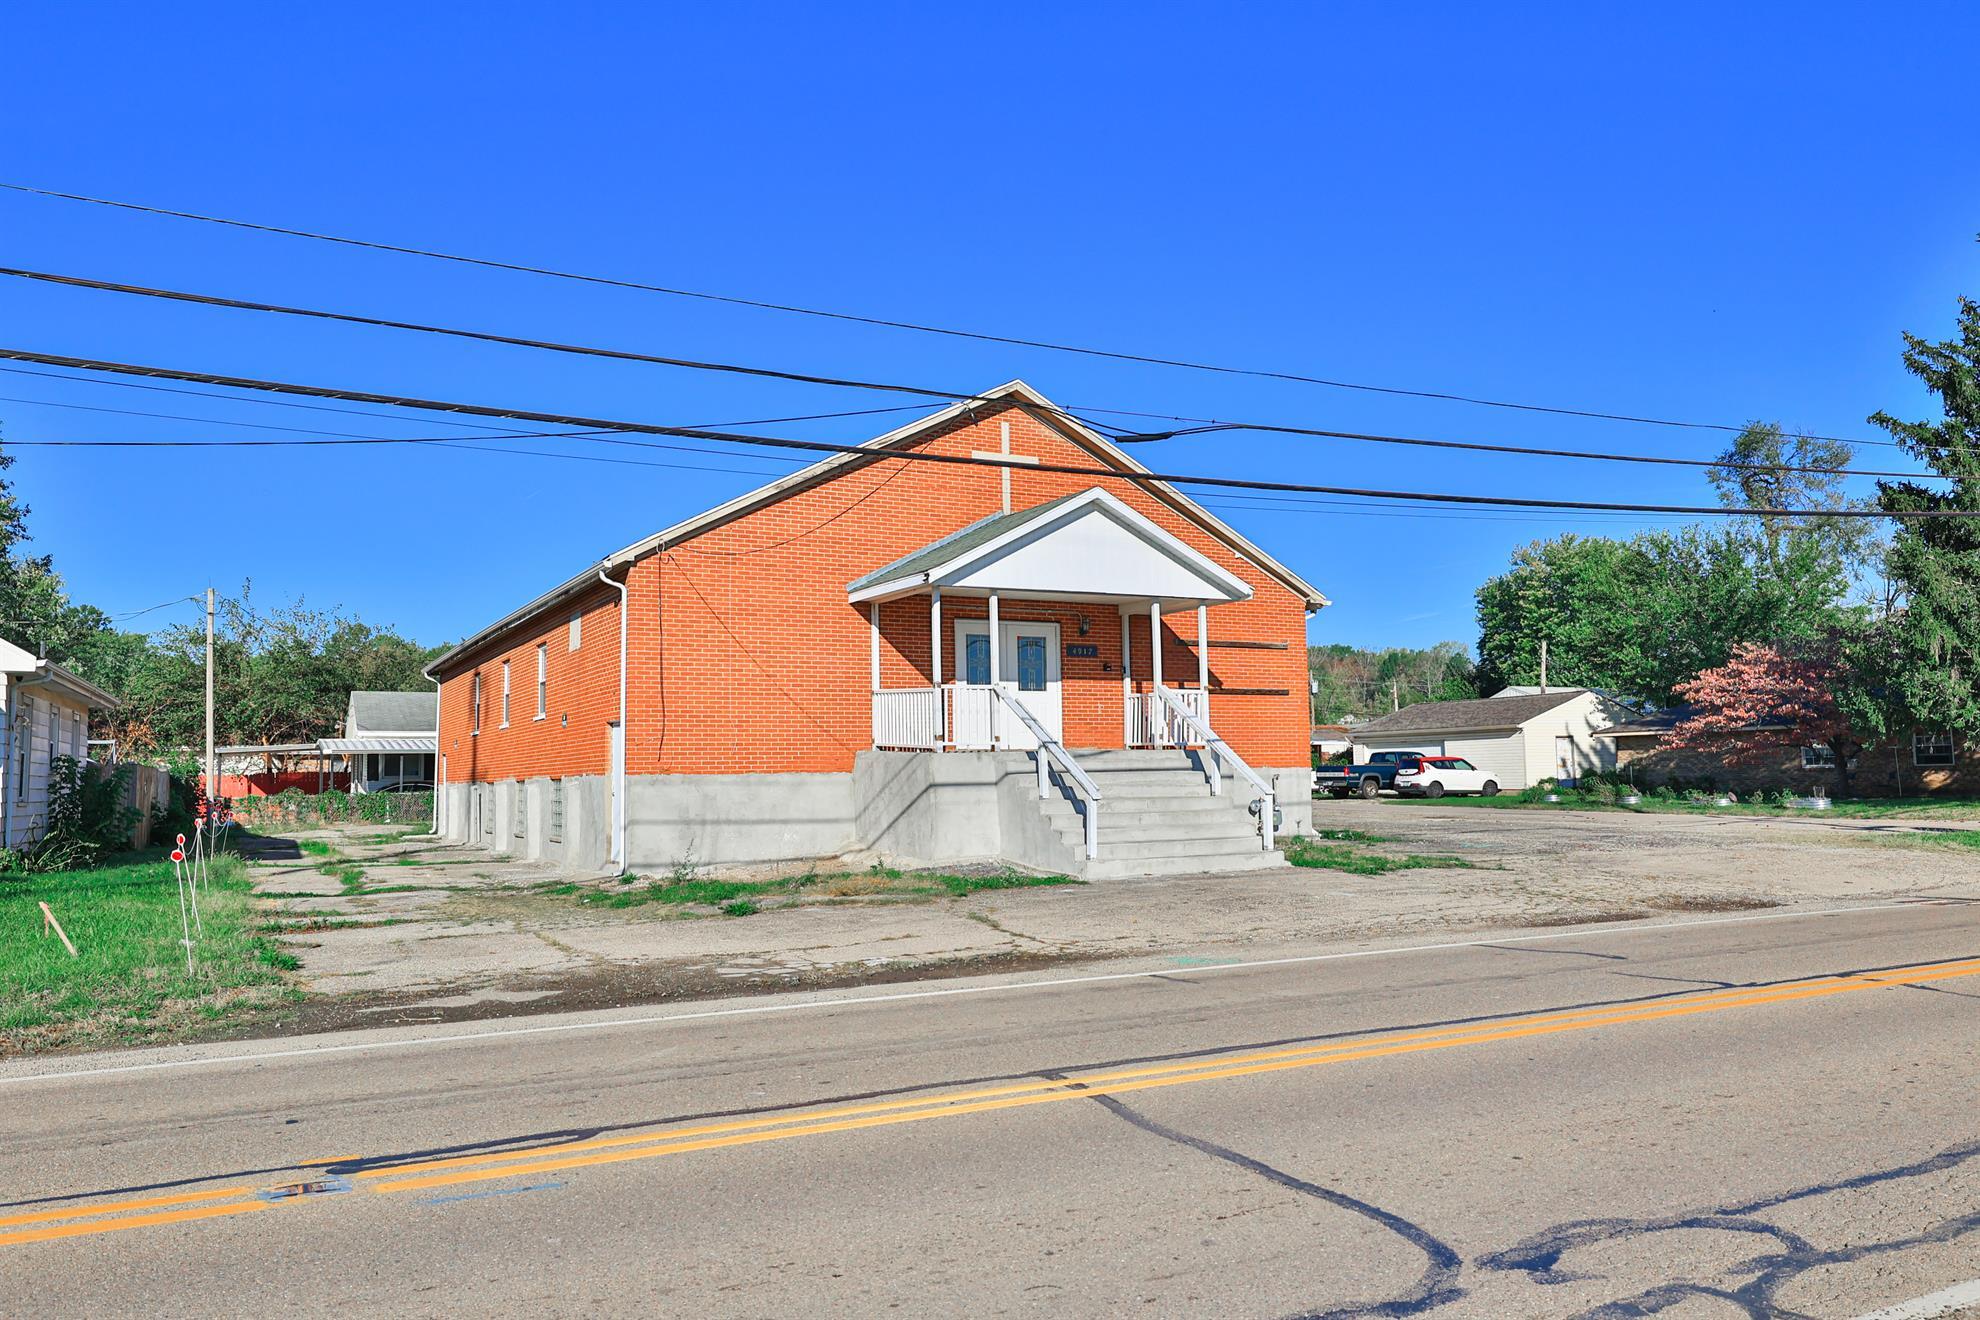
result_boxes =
[436,584,624,784]
[437,402,1316,783]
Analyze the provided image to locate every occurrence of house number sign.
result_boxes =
[1065,644,1099,658]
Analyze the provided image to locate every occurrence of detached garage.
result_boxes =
[1349,689,1629,791]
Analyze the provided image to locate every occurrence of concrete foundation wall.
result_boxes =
[1265,767,1314,836]
[625,771,856,869]
[853,750,1085,873]
[439,755,1307,876]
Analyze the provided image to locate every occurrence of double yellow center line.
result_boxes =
[8,953,1979,1245]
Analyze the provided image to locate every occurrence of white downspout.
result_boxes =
[429,672,442,837]
[599,566,629,870]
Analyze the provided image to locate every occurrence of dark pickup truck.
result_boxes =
[1314,751,1424,799]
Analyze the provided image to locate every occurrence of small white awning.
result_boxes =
[317,736,437,754]
[846,487,1252,609]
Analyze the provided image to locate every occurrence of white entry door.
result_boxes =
[955,619,1063,750]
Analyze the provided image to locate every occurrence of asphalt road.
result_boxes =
[5,900,1980,1318]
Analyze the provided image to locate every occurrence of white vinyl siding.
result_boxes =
[1359,737,1444,759]
[4,686,93,847]
[1439,732,1525,791]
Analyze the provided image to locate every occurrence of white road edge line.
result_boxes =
[0,900,1925,1087]
[1850,1278,1980,1320]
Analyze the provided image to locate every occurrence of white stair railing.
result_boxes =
[989,686,1103,861]
[1153,685,1276,850]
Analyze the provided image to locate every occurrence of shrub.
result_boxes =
[10,757,143,874]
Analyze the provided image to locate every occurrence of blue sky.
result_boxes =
[2,2,1976,653]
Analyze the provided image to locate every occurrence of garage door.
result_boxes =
[1362,738,1445,758]
[1444,732,1527,790]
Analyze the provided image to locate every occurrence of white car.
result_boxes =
[1394,755,1500,798]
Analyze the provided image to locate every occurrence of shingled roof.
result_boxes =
[1351,689,1589,737]
[348,690,438,734]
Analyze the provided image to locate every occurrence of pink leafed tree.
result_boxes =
[1661,641,1864,796]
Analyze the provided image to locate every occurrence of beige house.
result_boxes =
[0,637,117,849]
[1350,689,1632,790]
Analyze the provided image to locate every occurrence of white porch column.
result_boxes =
[869,602,880,692]
[1119,605,1133,747]
[1149,600,1164,747]
[930,588,944,748]
[1197,604,1210,719]
[987,591,1001,747]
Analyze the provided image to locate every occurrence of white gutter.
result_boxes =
[598,566,629,871]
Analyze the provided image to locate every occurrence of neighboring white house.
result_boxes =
[0,637,118,849]
[1350,689,1630,790]
[317,690,438,793]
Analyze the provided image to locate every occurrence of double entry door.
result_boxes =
[954,618,1063,750]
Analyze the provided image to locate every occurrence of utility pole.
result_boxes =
[204,587,216,808]
[1391,680,1399,712]
[1538,639,1549,694]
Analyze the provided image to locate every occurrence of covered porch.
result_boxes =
[849,488,1280,859]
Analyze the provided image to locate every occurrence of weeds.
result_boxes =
[1283,834,1474,875]
[1,852,297,1052]
[568,865,1080,915]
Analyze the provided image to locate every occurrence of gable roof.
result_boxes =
[1352,689,1589,737]
[1597,704,1791,738]
[846,487,1251,605]
[427,380,1326,678]
[348,689,438,733]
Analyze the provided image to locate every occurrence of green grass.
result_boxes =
[296,839,335,857]
[568,866,1081,914]
[1283,834,1475,875]
[2,852,297,1053]
[1384,792,1980,821]
[1313,827,1390,844]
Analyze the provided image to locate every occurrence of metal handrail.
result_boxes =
[989,686,1103,860]
[1153,685,1275,850]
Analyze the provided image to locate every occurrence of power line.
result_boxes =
[3,266,1915,481]
[0,345,1963,520]
[0,181,1880,447]
[1110,419,1924,476]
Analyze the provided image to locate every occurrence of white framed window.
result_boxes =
[471,673,482,734]
[500,661,511,728]
[535,644,548,719]
[1914,730,1956,768]
[569,612,582,651]
[1801,745,1836,769]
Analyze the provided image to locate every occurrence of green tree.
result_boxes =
[1871,295,1980,731]
[0,428,113,667]
[1705,421,1873,575]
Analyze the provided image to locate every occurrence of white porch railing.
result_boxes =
[1152,685,1276,851]
[871,684,1003,751]
[1127,686,1208,748]
[872,687,943,751]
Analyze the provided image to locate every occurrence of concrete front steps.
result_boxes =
[1041,749,1286,878]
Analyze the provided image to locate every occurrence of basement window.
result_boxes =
[1914,731,1956,768]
